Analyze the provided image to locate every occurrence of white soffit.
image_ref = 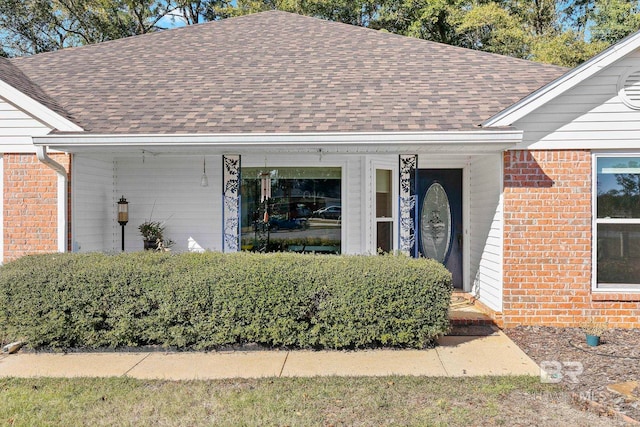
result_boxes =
[483,30,640,127]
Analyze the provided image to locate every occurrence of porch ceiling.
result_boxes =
[34,131,521,155]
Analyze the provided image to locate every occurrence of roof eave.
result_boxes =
[33,130,523,153]
[0,79,83,132]
[34,129,523,145]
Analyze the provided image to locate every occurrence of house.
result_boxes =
[0,10,639,328]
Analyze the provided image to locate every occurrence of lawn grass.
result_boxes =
[0,376,566,426]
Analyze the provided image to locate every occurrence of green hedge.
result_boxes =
[0,252,452,350]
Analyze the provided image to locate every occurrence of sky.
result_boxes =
[157,9,188,29]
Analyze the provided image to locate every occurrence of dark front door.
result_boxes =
[417,169,463,288]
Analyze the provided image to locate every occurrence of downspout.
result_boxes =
[35,146,67,253]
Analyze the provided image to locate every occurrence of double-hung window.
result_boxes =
[594,155,640,289]
[376,169,393,253]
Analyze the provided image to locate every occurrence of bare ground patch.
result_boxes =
[505,326,640,424]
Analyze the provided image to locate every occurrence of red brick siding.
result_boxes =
[501,150,640,328]
[3,153,71,261]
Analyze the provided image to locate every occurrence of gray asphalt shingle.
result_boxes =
[0,57,74,123]
[7,11,567,134]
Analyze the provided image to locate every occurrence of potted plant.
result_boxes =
[138,220,174,251]
[581,320,608,347]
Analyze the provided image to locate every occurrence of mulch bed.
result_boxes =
[505,326,640,423]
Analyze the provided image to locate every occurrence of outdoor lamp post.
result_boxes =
[117,196,129,251]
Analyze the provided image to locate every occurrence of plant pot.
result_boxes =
[585,334,600,347]
[143,240,158,250]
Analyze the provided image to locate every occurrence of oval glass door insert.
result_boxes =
[420,182,451,263]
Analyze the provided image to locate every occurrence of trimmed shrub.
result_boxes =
[0,252,452,350]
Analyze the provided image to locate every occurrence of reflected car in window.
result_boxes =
[269,215,309,231]
[313,206,341,220]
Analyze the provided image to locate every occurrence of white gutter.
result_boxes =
[33,130,523,148]
[35,146,67,253]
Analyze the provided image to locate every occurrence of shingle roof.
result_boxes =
[8,10,567,134]
[0,57,75,123]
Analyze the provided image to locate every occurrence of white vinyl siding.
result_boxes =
[0,97,51,149]
[115,155,223,253]
[345,156,364,254]
[72,153,365,254]
[469,154,503,312]
[72,155,115,252]
[515,49,640,148]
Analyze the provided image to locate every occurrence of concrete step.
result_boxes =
[448,292,498,336]
[447,324,499,336]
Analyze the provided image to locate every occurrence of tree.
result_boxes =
[562,0,595,33]
[175,0,230,24]
[2,0,640,66]
[372,0,466,45]
[208,0,383,26]
[0,0,68,55]
[0,0,185,56]
[455,2,530,58]
[530,31,607,66]
[296,0,382,26]
[591,0,640,44]
[503,0,557,36]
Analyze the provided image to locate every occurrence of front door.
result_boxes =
[417,169,463,288]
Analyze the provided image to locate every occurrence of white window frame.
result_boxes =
[592,152,640,291]
[367,157,398,254]
[375,168,394,253]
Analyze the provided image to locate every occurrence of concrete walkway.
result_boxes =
[0,331,540,380]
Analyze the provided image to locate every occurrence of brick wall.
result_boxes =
[3,153,71,261]
[502,150,640,328]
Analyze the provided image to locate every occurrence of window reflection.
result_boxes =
[597,158,640,219]
[596,157,640,287]
[376,169,393,252]
[597,224,640,284]
[240,167,341,253]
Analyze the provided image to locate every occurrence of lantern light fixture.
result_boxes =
[201,157,209,187]
[117,196,128,251]
[117,196,129,226]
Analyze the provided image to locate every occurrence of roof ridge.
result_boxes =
[10,10,305,62]
[8,9,566,71]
